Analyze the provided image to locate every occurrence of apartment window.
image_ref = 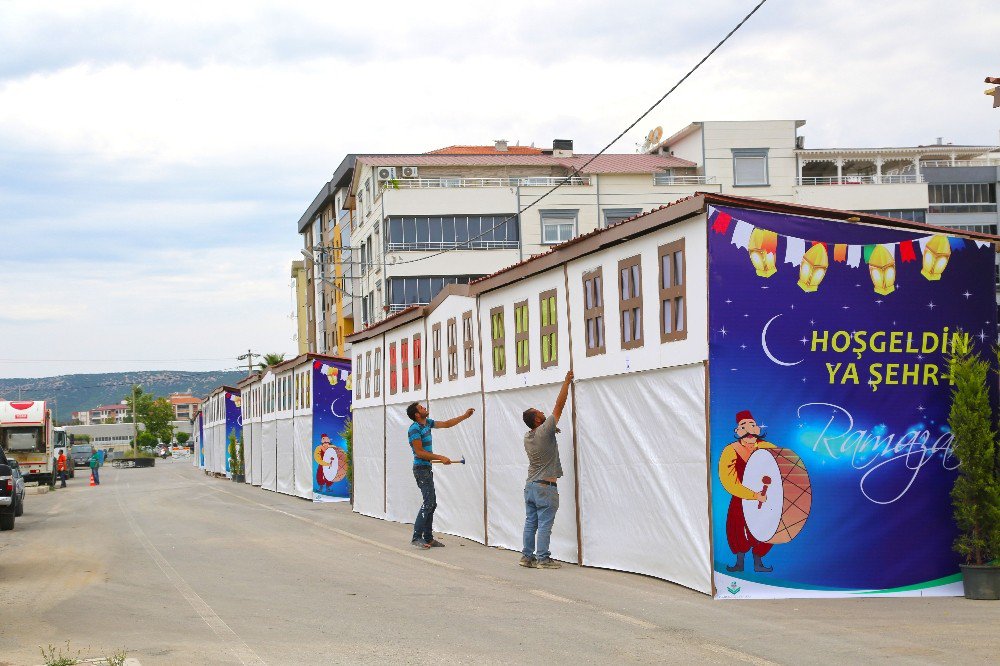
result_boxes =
[365,351,372,398]
[432,323,443,384]
[490,306,506,377]
[514,300,530,373]
[388,275,484,311]
[732,148,769,187]
[463,311,475,378]
[389,342,398,395]
[540,210,578,244]
[355,355,363,399]
[603,208,642,228]
[928,183,997,213]
[619,255,643,349]
[365,178,372,212]
[582,268,606,356]
[539,290,558,368]
[413,334,423,390]
[447,317,458,381]
[386,215,519,251]
[373,347,382,398]
[860,209,928,223]
[659,240,687,342]
[401,338,410,392]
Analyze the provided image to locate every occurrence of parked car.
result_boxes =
[69,444,93,472]
[1,449,26,530]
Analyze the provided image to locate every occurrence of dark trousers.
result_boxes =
[58,470,67,488]
[412,466,436,542]
[91,466,100,485]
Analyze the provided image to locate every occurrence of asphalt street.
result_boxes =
[1,459,998,665]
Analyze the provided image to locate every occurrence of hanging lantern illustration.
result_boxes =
[920,234,952,281]
[748,228,779,277]
[868,245,896,295]
[797,243,829,292]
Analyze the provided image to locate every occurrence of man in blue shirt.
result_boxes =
[406,401,475,549]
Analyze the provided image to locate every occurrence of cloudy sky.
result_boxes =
[1,0,997,379]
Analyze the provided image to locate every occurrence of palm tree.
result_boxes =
[258,353,286,370]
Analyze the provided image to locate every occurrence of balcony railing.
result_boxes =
[652,175,716,185]
[797,174,925,185]
[922,159,1000,168]
[389,302,428,313]
[387,240,519,252]
[383,176,591,190]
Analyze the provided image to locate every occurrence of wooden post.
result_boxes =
[563,265,583,565]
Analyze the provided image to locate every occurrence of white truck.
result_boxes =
[0,400,64,485]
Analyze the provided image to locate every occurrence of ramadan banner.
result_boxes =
[707,205,997,599]
[312,359,353,502]
[225,391,243,475]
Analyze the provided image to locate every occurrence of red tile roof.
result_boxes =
[427,145,544,155]
[356,153,695,173]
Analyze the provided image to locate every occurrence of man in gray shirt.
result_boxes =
[520,370,573,569]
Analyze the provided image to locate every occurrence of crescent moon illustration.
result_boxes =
[761,314,804,367]
[330,398,347,419]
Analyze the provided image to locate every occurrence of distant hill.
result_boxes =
[0,370,246,423]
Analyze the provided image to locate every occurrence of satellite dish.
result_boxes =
[650,126,663,144]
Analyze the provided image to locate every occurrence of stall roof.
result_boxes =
[267,352,351,374]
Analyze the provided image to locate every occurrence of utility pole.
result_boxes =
[237,350,261,377]
[132,384,139,453]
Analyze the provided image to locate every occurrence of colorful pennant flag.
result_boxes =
[863,245,875,262]
[784,237,806,265]
[833,244,847,262]
[899,240,916,263]
[712,210,733,235]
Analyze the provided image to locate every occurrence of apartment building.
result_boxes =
[168,392,202,421]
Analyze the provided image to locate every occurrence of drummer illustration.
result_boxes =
[314,433,347,489]
[719,409,811,573]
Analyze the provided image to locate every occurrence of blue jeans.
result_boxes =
[412,466,436,542]
[91,466,100,485]
[523,481,559,560]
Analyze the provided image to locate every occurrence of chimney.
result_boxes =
[494,139,509,152]
[552,139,574,157]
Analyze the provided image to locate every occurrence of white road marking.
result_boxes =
[530,589,575,604]
[601,610,658,630]
[112,485,266,666]
[700,642,780,666]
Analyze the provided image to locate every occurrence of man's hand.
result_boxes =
[464,408,475,419]
[440,457,453,465]
[565,370,574,384]
[753,491,767,504]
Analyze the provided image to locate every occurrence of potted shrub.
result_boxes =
[228,430,245,483]
[947,341,1000,599]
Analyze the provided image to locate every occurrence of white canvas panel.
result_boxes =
[250,421,263,486]
[242,420,253,484]
[351,406,386,519]
[576,363,710,594]
[426,393,485,544]
[485,384,578,563]
[293,415,313,499]
[276,418,295,495]
[385,403,423,525]
[261,420,277,492]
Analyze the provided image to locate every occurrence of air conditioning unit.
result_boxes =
[376,166,397,181]
[401,166,419,178]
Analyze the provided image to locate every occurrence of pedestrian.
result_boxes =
[519,369,573,569]
[406,401,475,549]
[56,448,68,488]
[88,447,101,485]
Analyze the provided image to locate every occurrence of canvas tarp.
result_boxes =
[484,384,578,563]
[243,419,254,484]
[261,420,277,492]
[426,393,485,544]
[276,418,295,495]
[385,403,422,524]
[250,421,263,486]
[352,406,386,519]
[575,363,711,594]
[293,415,313,499]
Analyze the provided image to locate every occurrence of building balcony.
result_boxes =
[922,159,1000,168]
[652,174,716,186]
[384,176,591,190]
[796,174,925,186]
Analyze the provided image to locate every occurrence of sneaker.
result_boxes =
[518,556,538,568]
[537,558,561,569]
[426,539,445,548]
[411,539,430,549]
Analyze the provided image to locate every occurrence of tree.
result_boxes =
[103,416,117,425]
[135,431,158,451]
[126,386,175,446]
[175,432,190,446]
[258,353,286,370]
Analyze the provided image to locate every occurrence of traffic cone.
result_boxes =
[89,472,95,487]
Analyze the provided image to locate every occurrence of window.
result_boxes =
[401,337,410,392]
[928,183,997,213]
[355,355,363,399]
[603,208,642,227]
[515,300,530,373]
[389,342,398,395]
[386,215,519,251]
[413,334,423,390]
[490,306,506,376]
[447,317,458,381]
[463,311,475,377]
[619,255,643,349]
[659,240,687,342]
[540,210,578,244]
[432,323,442,384]
[388,275,485,311]
[582,268,606,356]
[365,351,372,398]
[373,347,382,397]
[732,148,769,186]
[859,209,927,223]
[539,290,558,368]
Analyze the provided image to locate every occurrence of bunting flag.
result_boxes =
[731,221,753,250]
[712,210,733,234]
[863,245,875,262]
[784,237,806,265]
[949,237,966,252]
[847,245,862,268]
[833,244,847,262]
[899,240,917,263]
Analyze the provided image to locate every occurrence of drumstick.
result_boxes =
[759,475,771,508]
[431,457,466,465]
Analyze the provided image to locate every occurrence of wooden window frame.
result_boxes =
[490,306,506,377]
[373,347,382,398]
[432,323,442,384]
[447,317,458,381]
[539,289,558,368]
[413,334,423,390]
[514,300,530,374]
[355,355,363,399]
[618,255,644,350]
[401,337,410,392]
[462,311,475,378]
[365,351,372,398]
[389,342,398,395]
[658,240,688,343]
[582,267,606,356]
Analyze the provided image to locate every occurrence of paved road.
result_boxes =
[1,460,998,665]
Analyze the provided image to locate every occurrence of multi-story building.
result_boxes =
[84,403,130,424]
[291,260,308,354]
[168,392,202,421]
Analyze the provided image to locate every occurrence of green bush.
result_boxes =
[341,418,353,498]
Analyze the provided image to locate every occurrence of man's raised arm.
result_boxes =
[435,408,476,429]
[551,370,574,424]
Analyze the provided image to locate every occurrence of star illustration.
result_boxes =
[927,301,936,310]
[761,285,769,290]
[978,330,988,343]
[842,305,850,310]
[917,405,925,412]
[809,319,816,326]
[875,300,883,306]
[917,354,924,361]
[743,313,749,318]
[718,326,729,337]
[799,336,808,345]
[801,377,807,383]
[725,299,732,304]
[740,344,747,350]
[963,291,973,299]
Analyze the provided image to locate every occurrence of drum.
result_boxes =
[741,447,811,545]
[322,446,347,484]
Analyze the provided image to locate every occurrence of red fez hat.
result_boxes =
[735,410,754,424]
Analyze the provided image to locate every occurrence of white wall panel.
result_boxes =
[276,418,295,495]
[385,404,423,525]
[250,421,263,486]
[261,420,277,492]
[426,393,485,544]
[293,415,313,499]
[352,406,386,519]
